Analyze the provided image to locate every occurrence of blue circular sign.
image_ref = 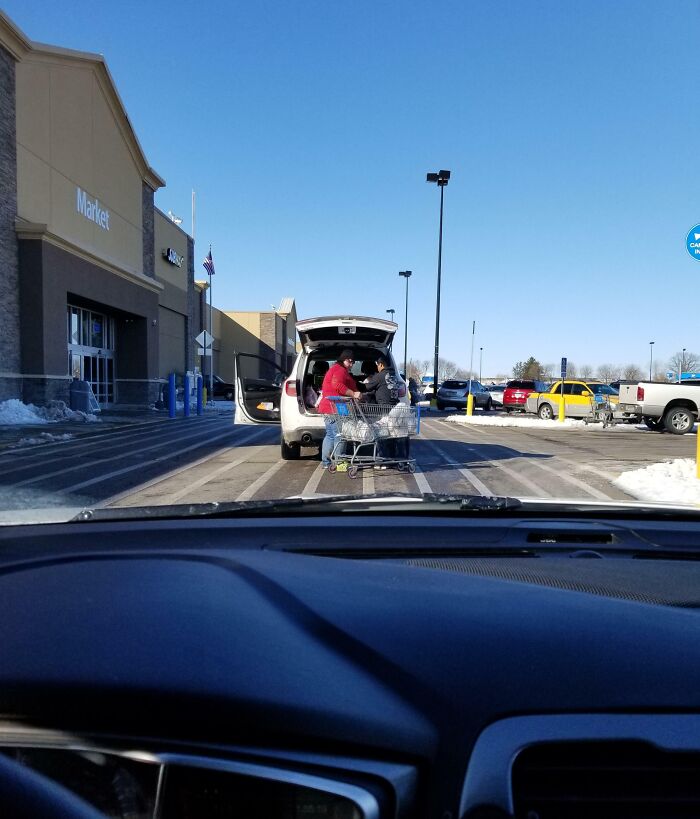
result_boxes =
[686,225,700,260]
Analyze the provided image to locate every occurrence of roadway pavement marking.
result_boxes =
[12,417,232,484]
[300,463,327,497]
[412,464,433,494]
[47,425,259,495]
[101,426,272,506]
[424,421,551,497]
[509,455,613,500]
[235,459,287,501]
[422,439,492,496]
[362,468,375,495]
[431,418,617,498]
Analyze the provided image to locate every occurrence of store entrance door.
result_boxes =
[67,306,115,407]
[70,351,115,406]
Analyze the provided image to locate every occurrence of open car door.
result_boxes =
[234,353,286,425]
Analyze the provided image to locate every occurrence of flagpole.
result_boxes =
[209,245,213,403]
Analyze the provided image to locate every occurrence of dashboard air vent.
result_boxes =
[512,741,700,818]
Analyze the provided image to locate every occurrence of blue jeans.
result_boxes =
[322,417,342,466]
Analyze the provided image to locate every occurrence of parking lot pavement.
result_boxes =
[0,409,694,513]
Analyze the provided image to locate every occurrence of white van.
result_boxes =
[234,316,408,458]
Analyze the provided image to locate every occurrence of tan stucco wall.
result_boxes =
[16,54,144,276]
[227,311,261,339]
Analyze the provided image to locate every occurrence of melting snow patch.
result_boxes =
[614,458,700,506]
[445,414,586,429]
[11,432,75,448]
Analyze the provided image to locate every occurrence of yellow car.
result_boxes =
[526,380,620,420]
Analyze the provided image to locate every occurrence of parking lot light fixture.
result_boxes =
[387,308,395,322]
[399,270,412,378]
[681,348,687,383]
[426,169,451,405]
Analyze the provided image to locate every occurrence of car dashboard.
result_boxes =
[1,511,699,818]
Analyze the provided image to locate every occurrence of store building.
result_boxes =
[0,11,298,408]
[0,11,196,408]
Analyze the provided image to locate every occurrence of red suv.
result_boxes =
[503,379,549,412]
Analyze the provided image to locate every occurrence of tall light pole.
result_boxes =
[386,308,395,322]
[479,347,483,383]
[649,341,654,381]
[680,347,687,383]
[399,270,412,378]
[427,170,451,402]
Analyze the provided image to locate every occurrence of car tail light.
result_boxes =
[398,385,406,397]
[637,386,645,401]
[285,380,297,397]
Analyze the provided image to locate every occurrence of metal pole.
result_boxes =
[479,347,483,383]
[649,342,654,381]
[209,271,214,402]
[403,275,409,377]
[433,184,444,401]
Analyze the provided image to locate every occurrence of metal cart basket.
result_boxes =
[325,397,420,478]
[583,393,616,428]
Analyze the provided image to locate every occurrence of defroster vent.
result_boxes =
[512,741,700,818]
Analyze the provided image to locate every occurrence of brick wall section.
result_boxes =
[0,44,20,400]
[259,312,277,363]
[186,236,195,371]
[142,183,155,279]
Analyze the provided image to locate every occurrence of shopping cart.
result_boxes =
[583,393,616,428]
[324,397,420,478]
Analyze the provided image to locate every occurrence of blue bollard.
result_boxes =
[196,376,203,416]
[415,405,421,436]
[184,374,190,418]
[168,373,176,419]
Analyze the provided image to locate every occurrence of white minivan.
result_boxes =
[234,316,408,459]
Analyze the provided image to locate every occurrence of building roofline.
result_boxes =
[1,11,165,192]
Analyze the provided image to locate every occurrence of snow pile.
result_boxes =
[0,399,50,425]
[10,432,75,448]
[445,414,586,430]
[614,459,700,506]
[0,399,99,425]
[40,401,99,423]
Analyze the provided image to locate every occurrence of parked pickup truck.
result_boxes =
[618,382,700,434]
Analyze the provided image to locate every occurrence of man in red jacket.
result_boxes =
[318,349,361,468]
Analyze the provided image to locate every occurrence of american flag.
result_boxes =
[203,248,215,276]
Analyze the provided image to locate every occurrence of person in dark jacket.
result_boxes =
[363,356,400,404]
[363,356,408,465]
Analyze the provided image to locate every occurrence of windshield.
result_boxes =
[1,1,699,518]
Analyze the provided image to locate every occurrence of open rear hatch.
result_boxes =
[296,316,397,350]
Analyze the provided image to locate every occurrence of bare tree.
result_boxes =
[454,367,476,380]
[406,359,424,382]
[668,350,699,379]
[579,364,594,379]
[566,361,578,378]
[597,363,619,383]
[622,364,643,381]
[541,363,555,381]
[438,358,461,381]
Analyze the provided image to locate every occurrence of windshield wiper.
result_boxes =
[70,493,522,522]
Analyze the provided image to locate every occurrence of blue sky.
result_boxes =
[6,0,699,376]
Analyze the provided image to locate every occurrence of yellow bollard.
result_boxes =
[558,392,565,422]
[466,393,474,416]
[203,386,208,407]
